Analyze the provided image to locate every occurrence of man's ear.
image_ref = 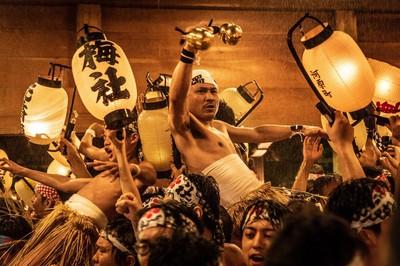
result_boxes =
[193,205,204,220]
[129,133,140,145]
[44,197,54,208]
[358,228,378,247]
[125,254,136,266]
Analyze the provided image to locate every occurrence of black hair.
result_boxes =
[265,209,368,266]
[307,173,342,196]
[0,214,32,240]
[148,232,220,266]
[219,205,233,243]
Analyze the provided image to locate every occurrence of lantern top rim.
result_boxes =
[77,31,106,48]
[301,23,333,49]
[37,76,62,88]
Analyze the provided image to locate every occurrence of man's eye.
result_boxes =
[245,233,254,238]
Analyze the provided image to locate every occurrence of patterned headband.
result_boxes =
[35,183,62,202]
[99,230,132,254]
[137,206,199,235]
[241,204,282,232]
[350,185,396,230]
[166,174,225,249]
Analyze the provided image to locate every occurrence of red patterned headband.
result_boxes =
[35,183,62,202]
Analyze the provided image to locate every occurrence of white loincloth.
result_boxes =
[201,154,262,208]
[66,194,108,229]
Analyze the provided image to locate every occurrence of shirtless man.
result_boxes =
[168,32,326,208]
[0,125,156,265]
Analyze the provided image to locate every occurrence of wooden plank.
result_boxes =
[358,12,400,43]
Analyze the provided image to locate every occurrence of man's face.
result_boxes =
[137,227,173,266]
[103,130,136,162]
[188,83,219,122]
[31,190,48,219]
[92,236,118,266]
[241,220,276,266]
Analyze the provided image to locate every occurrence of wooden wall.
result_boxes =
[1,1,400,135]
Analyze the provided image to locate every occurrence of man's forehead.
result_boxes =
[190,83,218,90]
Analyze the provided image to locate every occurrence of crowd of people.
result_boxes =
[0,23,400,266]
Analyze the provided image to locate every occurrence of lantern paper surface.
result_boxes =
[220,88,252,123]
[321,114,367,152]
[0,149,12,192]
[21,79,68,145]
[72,36,137,127]
[47,159,71,176]
[138,105,173,172]
[302,25,375,112]
[368,58,400,114]
[14,177,37,210]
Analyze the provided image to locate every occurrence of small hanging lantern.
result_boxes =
[72,24,137,129]
[368,58,400,114]
[138,78,173,176]
[21,63,68,145]
[219,80,264,126]
[0,149,13,193]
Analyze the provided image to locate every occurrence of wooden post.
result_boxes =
[76,4,102,33]
[335,10,357,41]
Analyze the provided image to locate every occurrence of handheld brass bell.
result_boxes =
[185,27,215,50]
[219,23,243,45]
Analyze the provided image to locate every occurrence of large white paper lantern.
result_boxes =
[368,58,400,114]
[72,25,137,129]
[21,76,68,145]
[301,23,375,112]
[138,90,173,173]
[0,149,13,192]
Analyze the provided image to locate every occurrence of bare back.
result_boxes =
[77,174,122,221]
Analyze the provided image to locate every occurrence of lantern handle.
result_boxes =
[235,80,264,126]
[287,13,335,124]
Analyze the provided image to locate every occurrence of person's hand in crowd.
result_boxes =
[388,115,400,142]
[380,145,400,177]
[170,162,186,181]
[0,157,25,177]
[303,136,324,165]
[303,126,329,139]
[59,136,81,162]
[86,160,119,182]
[326,111,354,148]
[115,192,142,223]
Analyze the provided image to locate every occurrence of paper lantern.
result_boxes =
[219,80,264,126]
[301,23,375,112]
[14,177,37,210]
[368,58,400,114]
[138,90,172,173]
[321,114,367,153]
[21,76,68,145]
[47,159,71,176]
[0,149,13,193]
[72,25,137,129]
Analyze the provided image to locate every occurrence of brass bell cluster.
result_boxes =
[176,20,243,51]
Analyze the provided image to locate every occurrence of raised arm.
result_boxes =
[292,136,324,192]
[0,158,92,193]
[326,111,365,181]
[219,121,327,144]
[78,123,109,161]
[168,42,194,134]
[60,136,92,178]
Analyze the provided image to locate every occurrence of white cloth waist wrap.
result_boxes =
[66,194,108,229]
[201,154,262,208]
